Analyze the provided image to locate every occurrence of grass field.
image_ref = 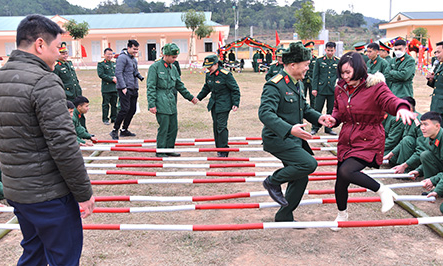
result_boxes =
[1,67,443,266]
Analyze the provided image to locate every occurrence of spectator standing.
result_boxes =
[97,47,118,125]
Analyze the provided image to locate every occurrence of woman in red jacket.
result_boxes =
[327,52,417,229]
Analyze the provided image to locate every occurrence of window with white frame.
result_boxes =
[171,39,188,54]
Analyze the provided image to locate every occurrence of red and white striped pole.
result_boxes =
[82,156,338,162]
[80,147,337,152]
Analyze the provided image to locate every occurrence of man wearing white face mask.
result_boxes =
[385,39,415,98]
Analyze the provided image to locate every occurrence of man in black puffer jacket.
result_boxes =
[0,14,94,266]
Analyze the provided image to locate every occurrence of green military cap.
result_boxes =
[379,41,391,52]
[163,43,180,56]
[282,41,311,64]
[203,54,219,67]
[353,41,366,51]
[275,48,286,57]
[304,41,315,49]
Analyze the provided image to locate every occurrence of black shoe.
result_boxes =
[120,129,136,137]
[156,153,168,157]
[422,191,429,196]
[263,176,288,206]
[166,153,181,157]
[109,130,119,140]
[217,151,229,157]
[310,129,318,135]
[325,130,337,135]
[103,121,110,125]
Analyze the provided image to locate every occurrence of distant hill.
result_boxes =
[363,16,384,28]
[0,0,88,16]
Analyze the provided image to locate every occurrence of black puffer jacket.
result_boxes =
[0,49,93,204]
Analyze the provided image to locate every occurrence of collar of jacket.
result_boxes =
[429,128,443,147]
[10,50,52,72]
[161,59,171,68]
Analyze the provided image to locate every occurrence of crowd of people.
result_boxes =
[0,13,443,264]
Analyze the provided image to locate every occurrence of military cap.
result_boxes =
[304,41,315,49]
[282,41,311,64]
[59,42,68,53]
[353,41,366,51]
[163,43,180,56]
[379,41,391,52]
[275,48,285,57]
[203,54,219,67]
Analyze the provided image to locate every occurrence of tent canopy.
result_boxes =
[219,36,277,56]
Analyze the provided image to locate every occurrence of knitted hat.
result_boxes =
[163,43,180,56]
[203,54,218,67]
[282,42,311,64]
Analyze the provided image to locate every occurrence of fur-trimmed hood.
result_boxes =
[366,72,386,87]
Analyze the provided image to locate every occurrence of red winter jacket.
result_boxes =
[332,73,410,165]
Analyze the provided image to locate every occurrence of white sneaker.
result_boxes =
[331,210,348,231]
[377,185,397,213]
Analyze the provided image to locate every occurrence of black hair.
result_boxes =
[67,101,75,109]
[402,96,416,109]
[394,39,407,47]
[437,41,443,47]
[367,43,380,51]
[73,96,89,107]
[16,14,65,48]
[325,42,336,49]
[128,40,139,48]
[421,111,442,125]
[104,48,113,54]
[337,52,368,82]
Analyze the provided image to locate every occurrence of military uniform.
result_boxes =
[382,114,404,155]
[147,58,195,150]
[97,59,118,123]
[252,51,260,72]
[415,128,443,196]
[265,61,284,81]
[389,113,424,170]
[72,108,92,144]
[385,53,415,98]
[302,54,317,108]
[311,55,338,133]
[259,70,321,221]
[197,57,240,154]
[360,53,369,64]
[367,55,390,76]
[53,60,82,102]
[428,62,443,115]
[354,42,369,64]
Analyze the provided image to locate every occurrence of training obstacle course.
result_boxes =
[2,136,442,236]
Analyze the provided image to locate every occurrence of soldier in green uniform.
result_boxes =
[252,50,260,72]
[426,41,443,116]
[302,41,317,108]
[147,43,198,157]
[409,112,443,213]
[197,55,241,157]
[379,41,393,64]
[384,97,424,173]
[311,42,338,135]
[151,47,157,61]
[353,42,369,64]
[258,41,331,222]
[53,42,82,102]
[72,96,97,145]
[265,48,285,81]
[366,43,390,76]
[382,113,404,155]
[97,48,118,125]
[384,39,416,98]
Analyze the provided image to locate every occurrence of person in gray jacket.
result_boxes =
[110,39,144,140]
[0,14,95,265]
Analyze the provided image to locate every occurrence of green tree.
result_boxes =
[293,1,322,40]
[411,27,428,45]
[64,19,89,58]
[181,9,213,62]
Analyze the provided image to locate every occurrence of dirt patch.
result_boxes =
[1,68,443,266]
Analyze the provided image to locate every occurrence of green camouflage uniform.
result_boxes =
[53,60,82,102]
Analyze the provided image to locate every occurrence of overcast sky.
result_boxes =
[67,0,442,21]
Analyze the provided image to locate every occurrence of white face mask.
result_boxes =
[394,50,405,58]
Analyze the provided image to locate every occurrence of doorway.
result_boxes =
[147,43,157,61]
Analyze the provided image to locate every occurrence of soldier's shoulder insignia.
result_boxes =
[271,74,283,83]
[220,69,229,75]
[334,56,340,60]
[155,58,161,62]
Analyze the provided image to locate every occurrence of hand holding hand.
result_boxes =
[319,115,336,128]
